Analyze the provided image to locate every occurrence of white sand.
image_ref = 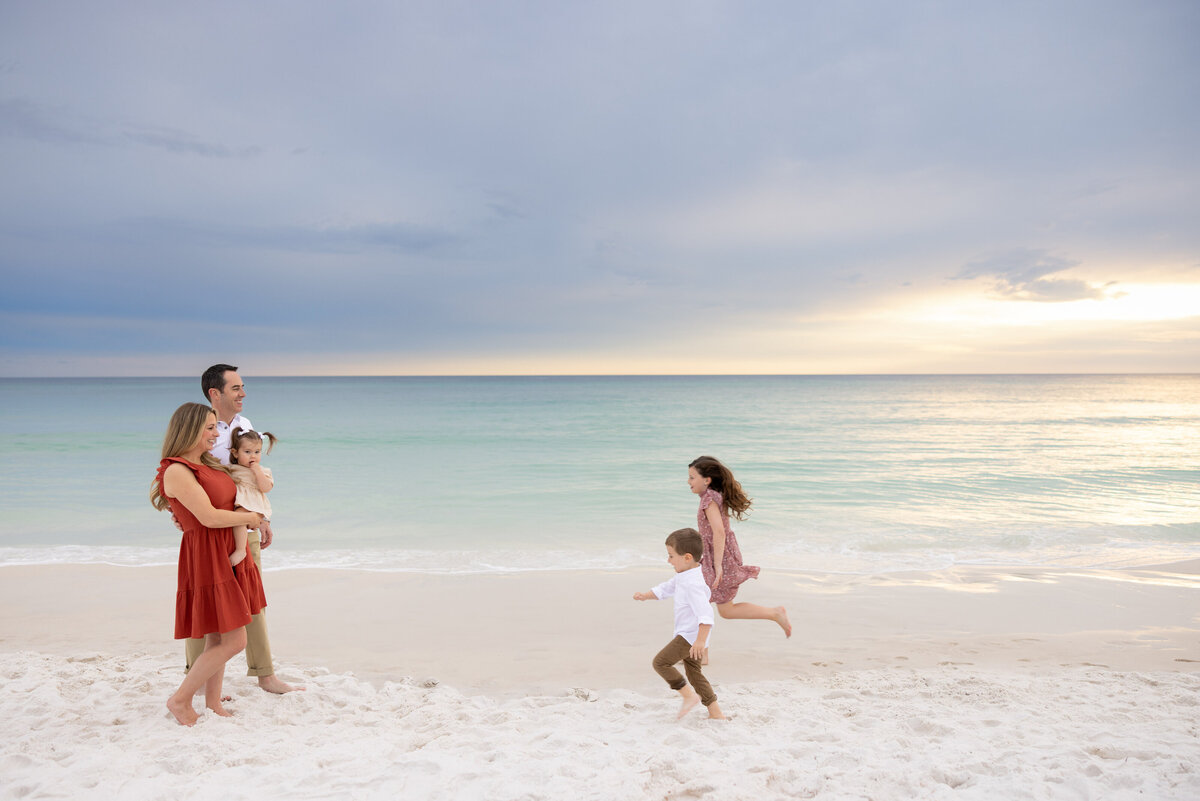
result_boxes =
[2,562,1199,799]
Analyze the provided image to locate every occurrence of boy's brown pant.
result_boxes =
[653,635,717,706]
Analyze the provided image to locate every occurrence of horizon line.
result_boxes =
[2,371,1197,380]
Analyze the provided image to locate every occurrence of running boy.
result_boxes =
[633,528,725,720]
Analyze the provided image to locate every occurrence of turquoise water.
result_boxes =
[1,375,1197,573]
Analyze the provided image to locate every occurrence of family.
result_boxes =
[152,364,790,726]
[150,364,299,726]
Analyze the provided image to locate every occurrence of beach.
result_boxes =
[2,562,1198,799]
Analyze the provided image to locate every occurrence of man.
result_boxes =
[184,363,299,694]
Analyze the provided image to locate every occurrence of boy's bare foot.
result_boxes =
[207,699,234,717]
[258,675,303,694]
[707,701,726,720]
[676,687,701,720]
[166,697,198,727]
[230,550,246,567]
[775,606,792,638]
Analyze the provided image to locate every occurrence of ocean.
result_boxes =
[1,374,1197,574]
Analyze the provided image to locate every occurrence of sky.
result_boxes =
[1,1,1197,376]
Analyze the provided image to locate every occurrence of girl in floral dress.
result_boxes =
[688,456,791,662]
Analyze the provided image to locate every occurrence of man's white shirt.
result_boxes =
[211,413,252,466]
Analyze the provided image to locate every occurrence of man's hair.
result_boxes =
[201,364,238,402]
[665,528,703,561]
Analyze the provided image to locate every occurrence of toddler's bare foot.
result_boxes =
[707,701,726,720]
[775,606,792,638]
[258,675,303,694]
[166,696,198,727]
[230,549,246,567]
[676,687,701,720]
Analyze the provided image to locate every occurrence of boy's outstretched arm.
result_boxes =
[632,590,657,601]
[689,624,711,660]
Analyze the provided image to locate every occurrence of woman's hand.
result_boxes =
[246,512,264,530]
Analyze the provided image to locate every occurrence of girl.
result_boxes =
[688,456,791,653]
[227,427,277,568]
[152,402,265,726]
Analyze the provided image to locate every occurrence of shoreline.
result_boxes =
[2,561,1197,693]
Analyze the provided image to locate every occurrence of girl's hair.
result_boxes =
[150,402,225,511]
[229,427,278,464]
[688,455,752,520]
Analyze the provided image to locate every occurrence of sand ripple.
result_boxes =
[1,651,1198,800]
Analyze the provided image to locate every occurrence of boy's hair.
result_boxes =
[201,363,238,402]
[230,426,278,463]
[665,528,703,561]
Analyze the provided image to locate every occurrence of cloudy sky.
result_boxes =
[1,1,1197,376]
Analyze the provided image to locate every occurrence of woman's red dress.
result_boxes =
[156,457,267,639]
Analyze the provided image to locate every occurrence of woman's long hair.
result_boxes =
[689,455,752,520]
[150,402,224,511]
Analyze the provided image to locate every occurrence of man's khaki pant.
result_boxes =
[185,530,274,677]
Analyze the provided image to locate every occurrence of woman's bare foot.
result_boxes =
[207,699,234,717]
[775,606,792,638]
[166,696,198,727]
[258,675,303,694]
[676,687,701,720]
[707,701,726,720]
[230,550,246,567]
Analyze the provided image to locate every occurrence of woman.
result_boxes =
[151,402,265,726]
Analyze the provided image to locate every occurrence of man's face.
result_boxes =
[211,371,246,418]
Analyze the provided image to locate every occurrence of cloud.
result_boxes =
[122,127,262,159]
[955,249,1124,303]
[0,97,263,159]
[111,217,460,255]
[0,97,106,146]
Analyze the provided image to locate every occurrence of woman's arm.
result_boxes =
[163,463,262,530]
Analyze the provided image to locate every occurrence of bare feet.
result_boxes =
[166,696,198,727]
[707,701,726,720]
[207,699,234,717]
[775,606,792,638]
[676,687,701,720]
[258,674,303,694]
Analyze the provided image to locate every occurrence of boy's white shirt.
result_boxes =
[651,565,714,645]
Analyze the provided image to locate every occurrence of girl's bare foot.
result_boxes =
[775,606,792,638]
[676,687,701,720]
[166,696,198,727]
[707,701,726,720]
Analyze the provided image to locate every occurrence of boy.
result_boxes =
[633,528,725,720]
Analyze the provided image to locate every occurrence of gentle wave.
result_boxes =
[4,539,1197,575]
